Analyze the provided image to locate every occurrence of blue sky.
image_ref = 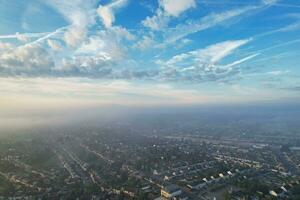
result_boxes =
[0,0,300,109]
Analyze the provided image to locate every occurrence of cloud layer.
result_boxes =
[0,0,299,101]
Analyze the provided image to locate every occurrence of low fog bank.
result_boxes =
[1,101,300,136]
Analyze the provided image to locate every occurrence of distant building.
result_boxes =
[227,171,233,176]
[161,185,182,199]
[173,193,189,200]
[187,180,206,190]
[269,190,278,197]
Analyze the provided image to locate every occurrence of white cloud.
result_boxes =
[142,0,195,30]
[161,6,257,47]
[59,54,114,76]
[16,32,30,42]
[141,1,275,48]
[159,39,254,82]
[47,39,63,51]
[0,42,14,51]
[267,70,290,76]
[45,0,97,47]
[165,39,250,67]
[97,0,128,28]
[64,26,86,47]
[263,0,278,5]
[98,6,115,28]
[76,27,131,59]
[0,44,53,74]
[0,26,132,77]
[44,0,130,50]
[76,37,106,55]
[108,26,135,41]
[28,26,67,46]
[277,21,300,32]
[134,35,155,50]
[258,21,300,37]
[45,0,96,28]
[0,0,287,86]
[224,53,259,68]
[142,9,170,30]
[60,26,134,74]
[0,32,49,40]
[160,0,196,17]
[193,39,251,64]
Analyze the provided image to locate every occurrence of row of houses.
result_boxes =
[154,184,189,200]
[187,170,237,190]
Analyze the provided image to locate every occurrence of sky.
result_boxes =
[0,0,300,117]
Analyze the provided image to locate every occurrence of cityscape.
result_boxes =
[1,0,300,199]
[0,107,300,199]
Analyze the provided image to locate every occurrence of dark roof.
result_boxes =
[164,184,181,193]
[189,180,206,186]
[175,192,189,199]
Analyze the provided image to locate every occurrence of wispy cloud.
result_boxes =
[0,42,15,51]
[157,39,256,82]
[160,0,196,17]
[142,9,170,31]
[223,53,259,68]
[27,26,68,46]
[44,0,97,46]
[0,1,298,88]
[162,39,251,68]
[271,3,300,8]
[250,38,300,54]
[0,32,50,41]
[0,44,54,76]
[140,0,282,48]
[0,0,134,78]
[159,6,258,47]
[47,39,63,51]
[256,21,300,37]
[97,0,128,28]
[267,70,290,76]
[142,0,196,30]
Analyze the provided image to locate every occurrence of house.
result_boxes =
[172,193,189,200]
[227,171,234,176]
[161,185,182,199]
[269,190,278,197]
[187,180,206,190]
